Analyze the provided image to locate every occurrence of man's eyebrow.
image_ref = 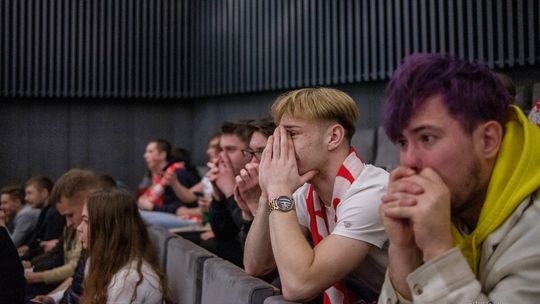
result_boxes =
[282,125,300,130]
[409,125,442,134]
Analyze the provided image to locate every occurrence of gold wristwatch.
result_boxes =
[269,196,296,212]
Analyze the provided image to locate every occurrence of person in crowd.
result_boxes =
[234,118,276,247]
[378,53,540,303]
[137,138,201,229]
[196,132,222,228]
[203,119,276,244]
[80,188,170,303]
[0,225,26,303]
[0,184,40,248]
[19,176,65,260]
[200,120,254,267]
[157,133,222,220]
[244,88,389,303]
[165,132,223,241]
[205,132,222,163]
[31,175,118,304]
[167,147,203,218]
[24,169,100,300]
[97,174,118,189]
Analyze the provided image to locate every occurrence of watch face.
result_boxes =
[276,196,293,210]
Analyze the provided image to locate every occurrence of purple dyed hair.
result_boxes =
[383,53,513,142]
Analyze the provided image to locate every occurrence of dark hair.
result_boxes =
[248,117,276,138]
[0,185,25,205]
[25,176,54,194]
[220,120,255,145]
[98,174,117,189]
[384,53,513,142]
[150,138,172,162]
[170,147,201,180]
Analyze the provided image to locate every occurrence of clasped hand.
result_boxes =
[380,166,453,262]
[234,163,262,218]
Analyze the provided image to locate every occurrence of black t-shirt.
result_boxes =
[153,167,201,214]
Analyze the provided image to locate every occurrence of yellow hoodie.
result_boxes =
[451,106,540,273]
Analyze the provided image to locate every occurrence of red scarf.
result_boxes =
[306,148,364,304]
[141,162,185,207]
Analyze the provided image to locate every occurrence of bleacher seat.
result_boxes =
[201,257,279,304]
[166,237,216,304]
[147,224,177,269]
[351,128,377,164]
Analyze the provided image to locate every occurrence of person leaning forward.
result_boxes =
[244,88,389,303]
[378,53,540,303]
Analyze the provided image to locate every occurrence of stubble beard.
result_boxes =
[450,157,487,229]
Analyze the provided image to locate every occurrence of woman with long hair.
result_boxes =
[78,188,170,304]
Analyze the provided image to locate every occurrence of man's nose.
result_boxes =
[400,145,422,172]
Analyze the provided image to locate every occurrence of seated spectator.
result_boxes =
[244,88,389,303]
[79,188,170,303]
[0,184,40,248]
[199,120,255,267]
[379,53,540,302]
[137,138,201,229]
[24,169,100,300]
[31,175,118,304]
[97,174,118,189]
[168,147,203,219]
[195,132,222,228]
[0,225,25,304]
[235,118,276,247]
[19,176,65,260]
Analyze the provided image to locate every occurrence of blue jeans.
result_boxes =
[139,210,197,230]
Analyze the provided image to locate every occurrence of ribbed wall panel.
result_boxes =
[1,0,539,98]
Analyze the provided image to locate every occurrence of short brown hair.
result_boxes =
[271,87,359,141]
[25,176,54,194]
[0,185,25,205]
[248,117,276,138]
[50,169,100,206]
[220,120,255,145]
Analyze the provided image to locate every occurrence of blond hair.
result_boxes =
[271,87,359,141]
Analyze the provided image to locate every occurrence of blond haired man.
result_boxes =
[244,88,388,303]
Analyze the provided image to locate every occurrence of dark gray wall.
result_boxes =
[0,101,193,190]
[2,64,539,191]
[1,0,540,191]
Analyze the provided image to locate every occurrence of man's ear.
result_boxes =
[327,124,345,151]
[476,121,503,160]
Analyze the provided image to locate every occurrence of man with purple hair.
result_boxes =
[378,53,540,303]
